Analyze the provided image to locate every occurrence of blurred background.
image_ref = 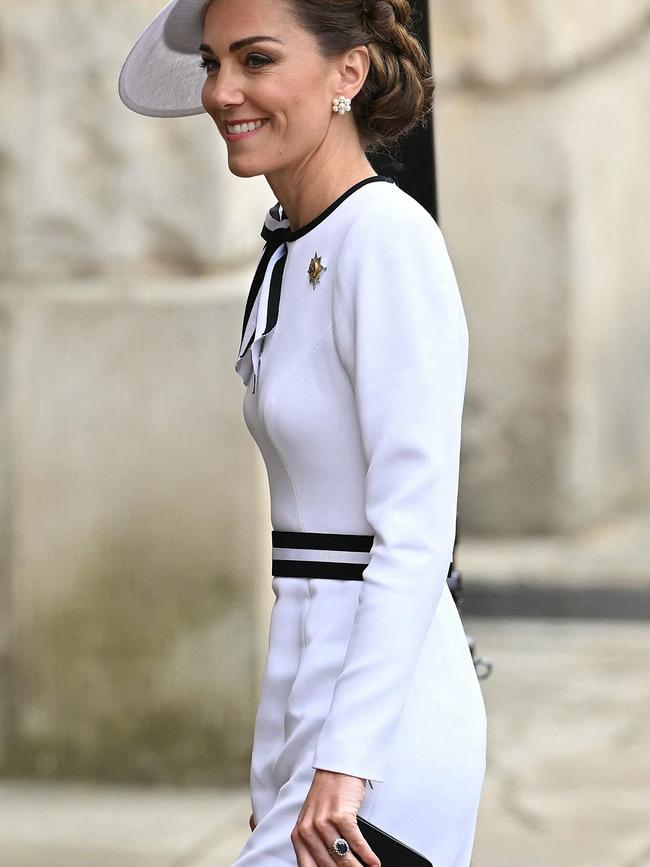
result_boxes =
[1,1,649,865]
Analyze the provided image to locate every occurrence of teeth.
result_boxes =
[227,119,266,134]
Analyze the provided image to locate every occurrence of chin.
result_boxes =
[226,157,267,179]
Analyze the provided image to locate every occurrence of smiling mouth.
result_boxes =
[225,118,269,135]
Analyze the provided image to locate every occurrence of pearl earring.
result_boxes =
[332,96,352,114]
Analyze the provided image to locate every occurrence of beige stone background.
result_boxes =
[0,1,649,865]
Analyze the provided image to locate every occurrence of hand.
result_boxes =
[291,769,380,867]
[249,811,256,832]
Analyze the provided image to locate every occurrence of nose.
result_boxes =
[201,64,245,113]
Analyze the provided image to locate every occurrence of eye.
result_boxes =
[245,53,272,67]
[198,57,218,74]
[198,54,273,74]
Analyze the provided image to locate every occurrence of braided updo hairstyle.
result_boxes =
[286,0,435,152]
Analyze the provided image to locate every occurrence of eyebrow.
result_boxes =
[199,36,284,55]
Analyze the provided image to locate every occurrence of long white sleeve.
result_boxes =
[311,201,469,784]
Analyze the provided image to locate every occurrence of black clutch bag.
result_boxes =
[352,815,434,866]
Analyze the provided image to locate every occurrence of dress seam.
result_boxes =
[263,325,335,533]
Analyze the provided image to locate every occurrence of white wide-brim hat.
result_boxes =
[118,0,212,118]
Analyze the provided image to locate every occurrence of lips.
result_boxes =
[225,118,269,134]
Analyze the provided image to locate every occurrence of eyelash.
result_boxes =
[198,54,272,73]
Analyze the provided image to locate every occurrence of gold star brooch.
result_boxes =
[307,252,327,289]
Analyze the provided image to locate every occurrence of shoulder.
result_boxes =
[343,180,445,249]
[335,181,454,293]
[335,181,461,308]
[331,180,467,352]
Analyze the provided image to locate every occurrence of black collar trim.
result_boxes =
[261,175,396,244]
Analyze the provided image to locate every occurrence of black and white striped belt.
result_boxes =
[271,530,373,581]
[271,530,457,593]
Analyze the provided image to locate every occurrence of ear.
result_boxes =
[336,44,370,96]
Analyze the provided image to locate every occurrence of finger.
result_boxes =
[294,817,354,867]
[309,821,351,867]
[313,818,370,867]
[291,830,326,867]
[333,816,381,867]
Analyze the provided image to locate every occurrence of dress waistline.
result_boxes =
[271,530,373,581]
[271,530,456,587]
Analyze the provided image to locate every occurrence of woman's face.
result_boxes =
[200,0,352,178]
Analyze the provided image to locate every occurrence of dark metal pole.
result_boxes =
[369,0,437,222]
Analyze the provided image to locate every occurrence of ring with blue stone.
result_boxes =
[328,837,350,857]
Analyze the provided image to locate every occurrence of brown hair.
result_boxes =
[285,0,435,153]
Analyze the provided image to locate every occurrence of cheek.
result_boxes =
[281,72,328,122]
[284,93,330,135]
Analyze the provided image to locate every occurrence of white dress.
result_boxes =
[230,175,487,867]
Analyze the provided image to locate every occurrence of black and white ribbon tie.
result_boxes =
[235,202,294,393]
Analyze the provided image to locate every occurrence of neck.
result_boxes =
[264,143,377,233]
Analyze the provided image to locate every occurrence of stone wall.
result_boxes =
[0,0,648,782]
[434,0,650,532]
[0,2,277,782]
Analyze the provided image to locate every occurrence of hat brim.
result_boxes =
[118,0,211,118]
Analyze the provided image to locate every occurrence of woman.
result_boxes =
[119,0,487,865]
